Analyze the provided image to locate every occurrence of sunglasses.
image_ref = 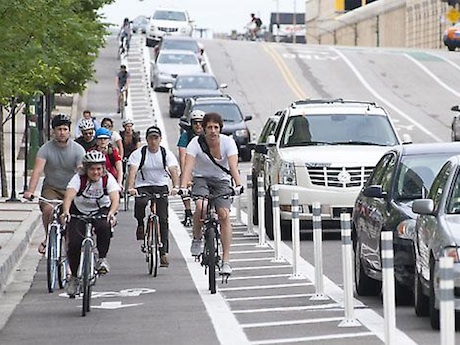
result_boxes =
[102,124,113,128]
[82,131,93,136]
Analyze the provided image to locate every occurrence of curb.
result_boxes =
[0,210,41,292]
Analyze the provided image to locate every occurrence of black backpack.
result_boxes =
[137,145,169,180]
[255,17,262,27]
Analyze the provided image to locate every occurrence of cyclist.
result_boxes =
[248,13,262,40]
[178,112,243,275]
[101,117,124,159]
[176,110,205,226]
[75,110,100,138]
[23,114,85,254]
[60,150,120,297]
[75,119,97,151]
[118,17,132,54]
[116,65,130,114]
[127,126,180,267]
[92,128,124,190]
[120,119,141,160]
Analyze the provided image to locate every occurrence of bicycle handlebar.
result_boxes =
[135,192,170,199]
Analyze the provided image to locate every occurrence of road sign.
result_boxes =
[446,8,460,24]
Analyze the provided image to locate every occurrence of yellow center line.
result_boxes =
[262,43,308,100]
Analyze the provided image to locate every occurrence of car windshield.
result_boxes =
[280,114,399,148]
[163,40,198,53]
[158,53,198,65]
[175,76,218,90]
[153,10,186,21]
[395,154,453,200]
[194,103,243,122]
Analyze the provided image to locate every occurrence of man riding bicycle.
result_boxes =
[116,65,130,114]
[24,114,85,254]
[60,150,120,297]
[178,112,243,276]
[127,126,180,267]
[75,119,97,151]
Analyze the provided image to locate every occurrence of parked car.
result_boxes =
[168,73,227,117]
[153,36,204,66]
[132,15,149,34]
[443,22,460,51]
[412,151,460,329]
[180,95,253,161]
[255,99,410,240]
[146,8,193,47]
[352,143,460,303]
[150,50,203,91]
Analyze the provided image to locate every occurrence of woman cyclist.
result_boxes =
[61,150,120,298]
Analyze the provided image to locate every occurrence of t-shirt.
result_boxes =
[67,173,120,214]
[186,134,238,181]
[117,71,130,88]
[121,130,141,158]
[75,136,96,151]
[177,131,195,148]
[37,139,86,190]
[75,117,100,138]
[111,130,122,148]
[128,145,178,188]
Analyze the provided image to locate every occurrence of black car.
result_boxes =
[352,143,460,302]
[168,73,227,118]
[180,95,253,161]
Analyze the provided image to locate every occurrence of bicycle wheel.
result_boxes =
[206,225,217,294]
[119,94,125,119]
[57,228,68,289]
[81,241,92,317]
[46,225,58,293]
[146,219,153,274]
[152,216,160,277]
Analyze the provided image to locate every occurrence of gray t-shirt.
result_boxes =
[37,139,85,190]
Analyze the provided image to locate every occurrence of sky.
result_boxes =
[101,0,302,34]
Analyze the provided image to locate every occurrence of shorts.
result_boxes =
[192,177,232,210]
[39,185,66,212]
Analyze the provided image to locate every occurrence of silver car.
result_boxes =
[412,152,460,329]
[150,50,203,91]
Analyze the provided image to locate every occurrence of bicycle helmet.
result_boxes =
[95,127,112,139]
[51,114,71,129]
[122,118,134,126]
[79,118,95,130]
[82,150,106,164]
[190,110,205,121]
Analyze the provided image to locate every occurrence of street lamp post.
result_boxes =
[293,0,297,44]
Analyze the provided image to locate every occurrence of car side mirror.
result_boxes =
[401,133,412,144]
[244,115,252,121]
[363,185,387,199]
[165,83,173,89]
[219,83,228,89]
[412,199,434,215]
[255,144,268,154]
[267,135,276,147]
[452,105,460,112]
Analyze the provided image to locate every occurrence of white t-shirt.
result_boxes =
[128,145,178,188]
[186,134,238,181]
[67,173,120,214]
[111,131,122,147]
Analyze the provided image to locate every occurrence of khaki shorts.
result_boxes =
[39,185,66,212]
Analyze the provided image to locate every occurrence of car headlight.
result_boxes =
[396,219,416,240]
[279,161,296,185]
[443,246,460,263]
[234,129,249,138]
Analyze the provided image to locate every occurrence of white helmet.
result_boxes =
[82,150,106,164]
[190,109,205,121]
[79,119,95,130]
[122,118,134,126]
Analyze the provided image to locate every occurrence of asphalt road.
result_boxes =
[1,34,460,344]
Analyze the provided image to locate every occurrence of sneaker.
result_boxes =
[117,108,121,114]
[181,215,193,227]
[96,258,110,274]
[190,238,204,256]
[66,276,79,298]
[160,254,169,267]
[124,101,128,106]
[136,225,144,240]
[220,262,232,275]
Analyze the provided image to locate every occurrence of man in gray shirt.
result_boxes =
[24,114,85,253]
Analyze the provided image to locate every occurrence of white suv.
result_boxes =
[254,99,408,239]
[146,8,193,47]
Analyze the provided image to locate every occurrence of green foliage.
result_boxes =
[0,0,114,103]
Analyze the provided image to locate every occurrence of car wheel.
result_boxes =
[354,239,381,296]
[414,267,429,317]
[252,173,259,225]
[264,193,274,240]
[429,258,440,329]
[395,280,413,306]
[280,220,292,241]
[240,149,252,162]
[447,45,456,52]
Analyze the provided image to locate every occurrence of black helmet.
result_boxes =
[51,114,71,129]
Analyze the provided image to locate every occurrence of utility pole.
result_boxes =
[293,0,297,43]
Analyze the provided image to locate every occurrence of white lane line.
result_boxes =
[429,52,460,73]
[231,243,260,247]
[231,257,274,262]
[251,332,375,345]
[219,283,312,292]
[230,249,274,254]
[227,293,313,302]
[330,47,443,142]
[229,274,291,281]
[233,303,341,314]
[233,265,291,271]
[242,316,343,328]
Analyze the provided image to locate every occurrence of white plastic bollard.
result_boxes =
[290,193,302,279]
[310,202,328,301]
[244,174,255,235]
[338,214,360,327]
[271,185,283,261]
[439,256,455,345]
[257,176,266,246]
[381,230,396,344]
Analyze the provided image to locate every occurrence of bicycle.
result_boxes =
[135,192,169,277]
[117,35,128,59]
[37,197,68,293]
[118,86,127,119]
[69,213,109,317]
[188,189,235,294]
[122,158,130,211]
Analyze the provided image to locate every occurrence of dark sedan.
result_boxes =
[352,143,460,303]
[167,73,227,117]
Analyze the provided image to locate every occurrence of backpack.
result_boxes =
[107,145,117,167]
[197,134,231,175]
[137,145,169,180]
[255,17,262,27]
[77,174,109,198]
